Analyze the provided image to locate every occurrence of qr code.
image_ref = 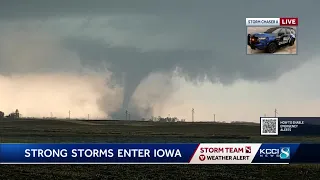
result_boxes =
[261,118,278,135]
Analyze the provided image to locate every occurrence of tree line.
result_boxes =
[143,116,186,122]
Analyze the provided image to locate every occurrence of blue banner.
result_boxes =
[1,143,320,164]
[260,117,320,136]
[279,117,320,136]
[252,143,299,164]
[0,143,198,163]
[253,143,320,164]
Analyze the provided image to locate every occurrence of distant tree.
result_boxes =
[172,117,178,122]
[15,109,20,118]
[166,117,170,122]
[0,111,4,120]
[153,116,180,122]
[158,117,167,122]
[6,109,20,119]
[231,121,258,125]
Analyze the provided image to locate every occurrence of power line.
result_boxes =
[192,108,194,122]
[274,109,278,117]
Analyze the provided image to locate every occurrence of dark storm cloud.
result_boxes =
[0,0,210,19]
[1,0,319,119]
[63,37,298,85]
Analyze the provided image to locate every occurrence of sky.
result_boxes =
[0,0,319,122]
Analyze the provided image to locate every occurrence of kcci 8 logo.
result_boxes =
[259,147,290,159]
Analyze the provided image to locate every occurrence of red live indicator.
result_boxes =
[280,17,298,26]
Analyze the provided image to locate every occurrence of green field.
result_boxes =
[1,119,320,179]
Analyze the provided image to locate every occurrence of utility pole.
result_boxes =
[274,109,278,117]
[68,110,71,119]
[214,114,215,122]
[192,108,194,122]
[88,114,90,120]
[50,112,53,118]
[125,110,128,120]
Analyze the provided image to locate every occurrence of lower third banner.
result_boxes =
[0,143,319,164]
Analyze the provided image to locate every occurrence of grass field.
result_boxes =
[1,119,320,179]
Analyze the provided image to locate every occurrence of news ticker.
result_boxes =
[246,17,298,26]
[261,117,320,136]
[1,143,320,164]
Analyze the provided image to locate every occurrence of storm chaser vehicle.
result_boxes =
[247,27,296,53]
